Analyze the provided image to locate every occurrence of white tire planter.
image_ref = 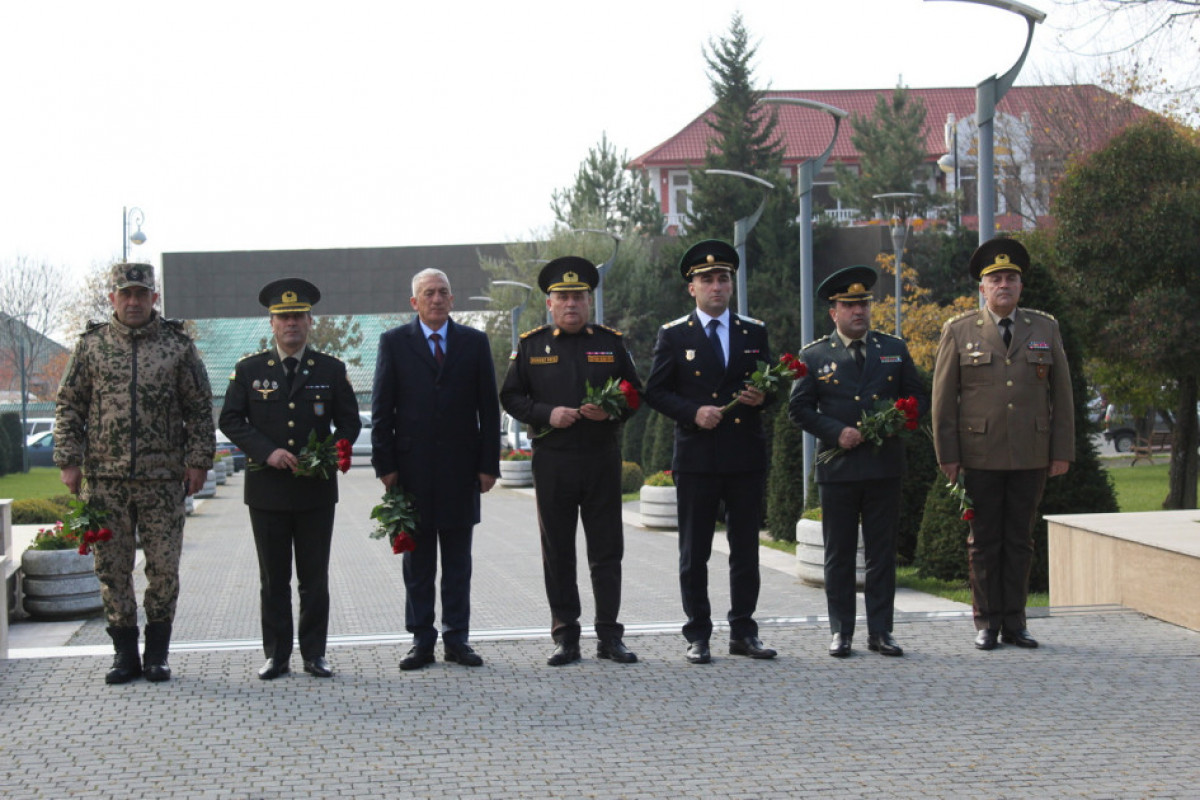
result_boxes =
[639,485,678,529]
[498,460,533,487]
[20,549,104,620]
[795,518,865,589]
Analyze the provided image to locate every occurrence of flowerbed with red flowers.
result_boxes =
[721,353,806,413]
[30,499,114,555]
[370,485,420,554]
[815,395,921,464]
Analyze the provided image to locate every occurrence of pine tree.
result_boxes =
[550,133,664,236]
[766,404,805,542]
[831,84,936,219]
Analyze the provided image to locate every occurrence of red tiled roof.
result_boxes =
[628,85,1148,168]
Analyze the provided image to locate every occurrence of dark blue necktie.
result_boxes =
[706,319,725,367]
[1000,318,1013,350]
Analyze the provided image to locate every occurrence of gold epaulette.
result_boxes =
[519,324,550,340]
[801,334,832,351]
[871,329,902,340]
[945,308,979,325]
[662,315,690,329]
[593,323,624,336]
[1024,308,1056,321]
[236,349,271,363]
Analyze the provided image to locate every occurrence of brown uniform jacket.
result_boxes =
[932,307,1074,471]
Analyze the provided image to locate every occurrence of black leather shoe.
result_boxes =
[686,640,711,664]
[829,633,852,658]
[597,639,638,663]
[257,658,289,680]
[444,645,483,666]
[867,632,904,657]
[547,642,581,666]
[974,629,999,650]
[1000,629,1039,648]
[400,647,435,671]
[303,657,333,677]
[729,636,777,659]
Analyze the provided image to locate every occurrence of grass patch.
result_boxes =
[761,537,796,556]
[0,468,67,501]
[1106,462,1171,512]
[896,566,1048,608]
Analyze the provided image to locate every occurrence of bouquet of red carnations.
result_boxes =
[721,352,807,413]
[370,485,420,554]
[292,431,353,479]
[581,377,640,417]
[815,395,921,464]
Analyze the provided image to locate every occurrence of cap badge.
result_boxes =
[563,271,578,284]
[282,291,298,304]
[995,254,1010,266]
[848,283,865,294]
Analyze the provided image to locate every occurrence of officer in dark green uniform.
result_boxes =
[499,257,642,667]
[219,278,361,680]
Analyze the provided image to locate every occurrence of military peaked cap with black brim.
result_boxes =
[537,256,598,294]
[968,238,1030,282]
[817,265,878,302]
[258,278,321,314]
[679,239,739,281]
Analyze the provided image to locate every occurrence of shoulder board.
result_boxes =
[1024,308,1056,321]
[870,329,902,341]
[519,324,550,340]
[662,315,691,329]
[236,349,272,364]
[801,334,833,351]
[593,323,623,336]
[162,317,186,331]
[82,320,107,335]
[734,314,765,327]
[945,309,979,325]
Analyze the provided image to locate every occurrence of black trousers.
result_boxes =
[402,525,474,650]
[674,470,765,643]
[248,505,336,662]
[818,478,901,636]
[531,446,624,644]
[963,467,1046,633]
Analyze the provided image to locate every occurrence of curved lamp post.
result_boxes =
[122,206,147,261]
[491,280,534,353]
[872,193,923,336]
[927,0,1045,244]
[704,169,776,317]
[570,228,621,325]
[759,97,849,505]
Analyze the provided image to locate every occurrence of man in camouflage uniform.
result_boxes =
[55,263,214,684]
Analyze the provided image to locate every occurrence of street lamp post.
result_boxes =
[570,229,621,325]
[122,206,147,261]
[704,169,776,317]
[937,115,962,229]
[927,0,1045,244]
[760,96,848,505]
[872,193,923,337]
[3,313,31,472]
[491,280,534,354]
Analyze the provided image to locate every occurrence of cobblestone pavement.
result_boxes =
[3,466,1199,799]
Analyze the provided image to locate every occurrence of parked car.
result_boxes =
[26,430,56,468]
[353,412,372,456]
[23,417,55,442]
[501,412,530,453]
[1104,407,1171,453]
[214,434,247,471]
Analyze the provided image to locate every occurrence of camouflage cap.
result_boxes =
[112,263,156,291]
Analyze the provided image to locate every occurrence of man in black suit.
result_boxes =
[500,257,642,667]
[789,266,928,658]
[371,268,501,671]
[644,240,776,665]
[219,278,361,680]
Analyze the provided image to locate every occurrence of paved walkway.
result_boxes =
[2,465,1199,798]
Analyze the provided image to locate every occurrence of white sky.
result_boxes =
[1,0,1191,282]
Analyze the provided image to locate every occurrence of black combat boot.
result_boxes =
[105,626,142,684]
[143,621,173,682]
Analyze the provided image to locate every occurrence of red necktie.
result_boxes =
[431,332,445,365]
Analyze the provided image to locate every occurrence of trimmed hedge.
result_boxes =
[620,461,645,494]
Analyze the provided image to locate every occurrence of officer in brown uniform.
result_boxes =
[55,263,214,684]
[931,239,1074,650]
[499,257,642,667]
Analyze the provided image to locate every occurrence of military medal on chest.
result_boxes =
[252,378,279,399]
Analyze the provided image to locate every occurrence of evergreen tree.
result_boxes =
[831,85,937,219]
[550,133,664,236]
[684,13,800,349]
[766,404,804,542]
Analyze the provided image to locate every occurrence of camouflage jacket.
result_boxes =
[54,313,215,480]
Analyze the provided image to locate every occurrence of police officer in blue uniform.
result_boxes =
[644,240,777,665]
[789,266,927,658]
[219,278,361,680]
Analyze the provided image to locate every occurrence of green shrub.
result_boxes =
[11,497,67,525]
[621,406,649,467]
[914,474,970,583]
[48,495,76,516]
[0,411,18,475]
[620,461,644,494]
[643,470,674,487]
[766,404,804,542]
[641,411,675,475]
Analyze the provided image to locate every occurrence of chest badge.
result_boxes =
[685,349,696,362]
[817,362,837,383]
[253,378,279,400]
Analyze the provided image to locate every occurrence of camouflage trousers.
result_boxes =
[84,478,188,627]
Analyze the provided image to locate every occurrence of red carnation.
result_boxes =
[392,531,416,555]
[98,528,113,541]
[338,457,352,474]
[78,542,89,556]
[962,509,975,522]
[336,438,353,456]
[905,419,919,431]
[619,380,640,411]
